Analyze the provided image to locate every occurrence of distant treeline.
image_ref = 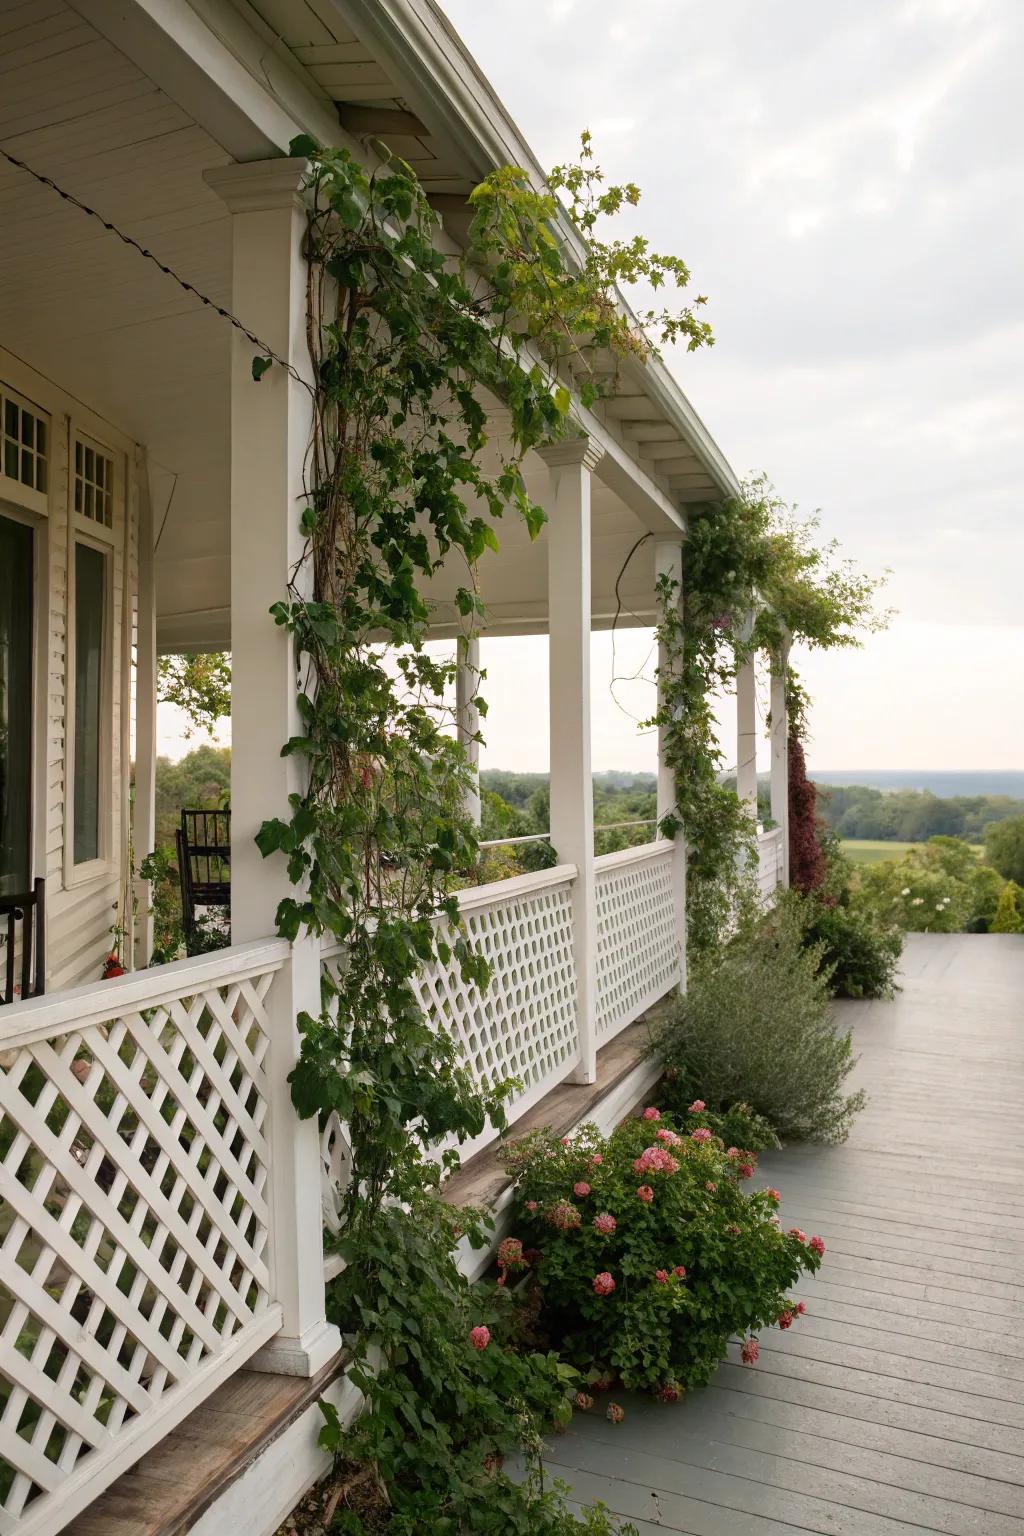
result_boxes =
[154,753,1024,852]
[814,783,1024,844]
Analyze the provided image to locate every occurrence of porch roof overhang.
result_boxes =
[1,0,740,652]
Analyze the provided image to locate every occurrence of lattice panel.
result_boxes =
[595,847,680,1042]
[0,969,276,1527]
[414,877,579,1110]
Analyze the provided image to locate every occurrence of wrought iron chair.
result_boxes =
[176,809,231,953]
[0,877,45,1005]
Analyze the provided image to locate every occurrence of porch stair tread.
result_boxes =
[443,1015,660,1211]
[64,1354,347,1536]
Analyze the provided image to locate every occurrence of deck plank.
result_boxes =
[546,934,1024,1533]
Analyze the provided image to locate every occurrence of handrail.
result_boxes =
[594,839,675,875]
[478,832,551,849]
[455,862,577,913]
[0,936,289,1050]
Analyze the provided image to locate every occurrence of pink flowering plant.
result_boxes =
[500,1109,821,1394]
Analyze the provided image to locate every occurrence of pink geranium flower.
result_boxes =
[590,1153,604,1166]
[778,1310,794,1330]
[469,1325,490,1350]
[688,1100,706,1113]
[656,1383,681,1403]
[606,1402,625,1423]
[705,1181,717,1192]
[573,1181,592,1198]
[740,1337,759,1365]
[546,1201,582,1231]
[497,1237,525,1271]
[574,1391,594,1410]
[655,1128,681,1145]
[633,1146,679,1176]
[526,1200,538,1212]
[738,1163,755,1179]
[726,1146,739,1159]
[766,1188,781,1202]
[654,1269,669,1285]
[690,1127,712,1144]
[788,1227,807,1243]
[642,1107,661,1121]
[809,1235,826,1257]
[636,1185,655,1203]
[795,1301,807,1315]
[593,1212,617,1235]
[593,1271,616,1296]
[673,1265,687,1279]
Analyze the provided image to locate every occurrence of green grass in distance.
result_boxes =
[842,839,984,866]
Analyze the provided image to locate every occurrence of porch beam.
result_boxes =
[655,540,687,991]
[456,634,482,827]
[735,614,758,816]
[770,633,792,887]
[541,437,602,1085]
[133,450,159,970]
[208,158,340,1380]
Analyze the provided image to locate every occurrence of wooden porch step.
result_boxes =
[65,1354,347,1536]
[443,1016,661,1211]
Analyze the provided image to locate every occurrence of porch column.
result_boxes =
[769,632,792,887]
[735,614,758,817]
[206,159,341,1378]
[456,634,482,827]
[540,437,602,1085]
[655,539,687,990]
[133,449,158,969]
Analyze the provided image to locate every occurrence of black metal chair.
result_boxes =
[176,810,231,953]
[1,878,45,1005]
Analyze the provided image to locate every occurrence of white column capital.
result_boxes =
[204,157,311,214]
[537,435,604,474]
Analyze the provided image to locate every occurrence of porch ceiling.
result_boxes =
[1,0,738,652]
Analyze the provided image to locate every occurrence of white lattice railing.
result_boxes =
[0,940,289,1535]
[319,865,580,1211]
[594,841,681,1043]
[756,826,786,905]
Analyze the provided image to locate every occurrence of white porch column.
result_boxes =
[206,158,340,1378]
[769,632,792,887]
[655,539,687,991]
[132,449,158,969]
[735,616,758,818]
[541,437,602,1085]
[456,634,482,827]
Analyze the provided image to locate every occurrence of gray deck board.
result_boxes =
[546,934,1024,1533]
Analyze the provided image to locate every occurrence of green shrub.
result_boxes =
[991,881,1024,934]
[985,817,1024,885]
[653,903,866,1142]
[795,892,902,999]
[324,1202,636,1535]
[501,1110,822,1396]
[856,836,1003,934]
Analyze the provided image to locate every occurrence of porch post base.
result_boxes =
[250,1319,343,1378]
[568,1059,598,1086]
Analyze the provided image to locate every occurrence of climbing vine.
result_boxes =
[252,133,709,1530]
[652,476,889,955]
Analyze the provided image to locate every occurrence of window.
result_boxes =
[72,542,107,866]
[74,439,113,528]
[0,514,33,897]
[0,387,48,508]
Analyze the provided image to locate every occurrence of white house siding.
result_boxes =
[0,345,141,992]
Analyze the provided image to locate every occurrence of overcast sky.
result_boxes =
[162,0,1023,773]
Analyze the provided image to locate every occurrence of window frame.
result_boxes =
[0,501,44,899]
[0,383,50,518]
[64,430,120,888]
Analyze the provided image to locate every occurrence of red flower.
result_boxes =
[606,1402,625,1423]
[573,1181,591,1198]
[766,1188,781,1202]
[778,1310,794,1330]
[656,1383,682,1403]
[787,1227,807,1243]
[593,1271,616,1296]
[673,1265,687,1279]
[795,1301,807,1315]
[809,1235,826,1257]
[654,1269,669,1285]
[636,1185,655,1204]
[497,1237,525,1271]
[738,1163,755,1179]
[101,953,125,979]
[740,1337,760,1365]
[469,1325,490,1350]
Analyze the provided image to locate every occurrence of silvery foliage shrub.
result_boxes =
[655,900,866,1143]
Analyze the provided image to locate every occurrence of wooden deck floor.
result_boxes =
[545,934,1024,1535]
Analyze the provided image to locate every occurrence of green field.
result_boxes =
[842,839,984,866]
